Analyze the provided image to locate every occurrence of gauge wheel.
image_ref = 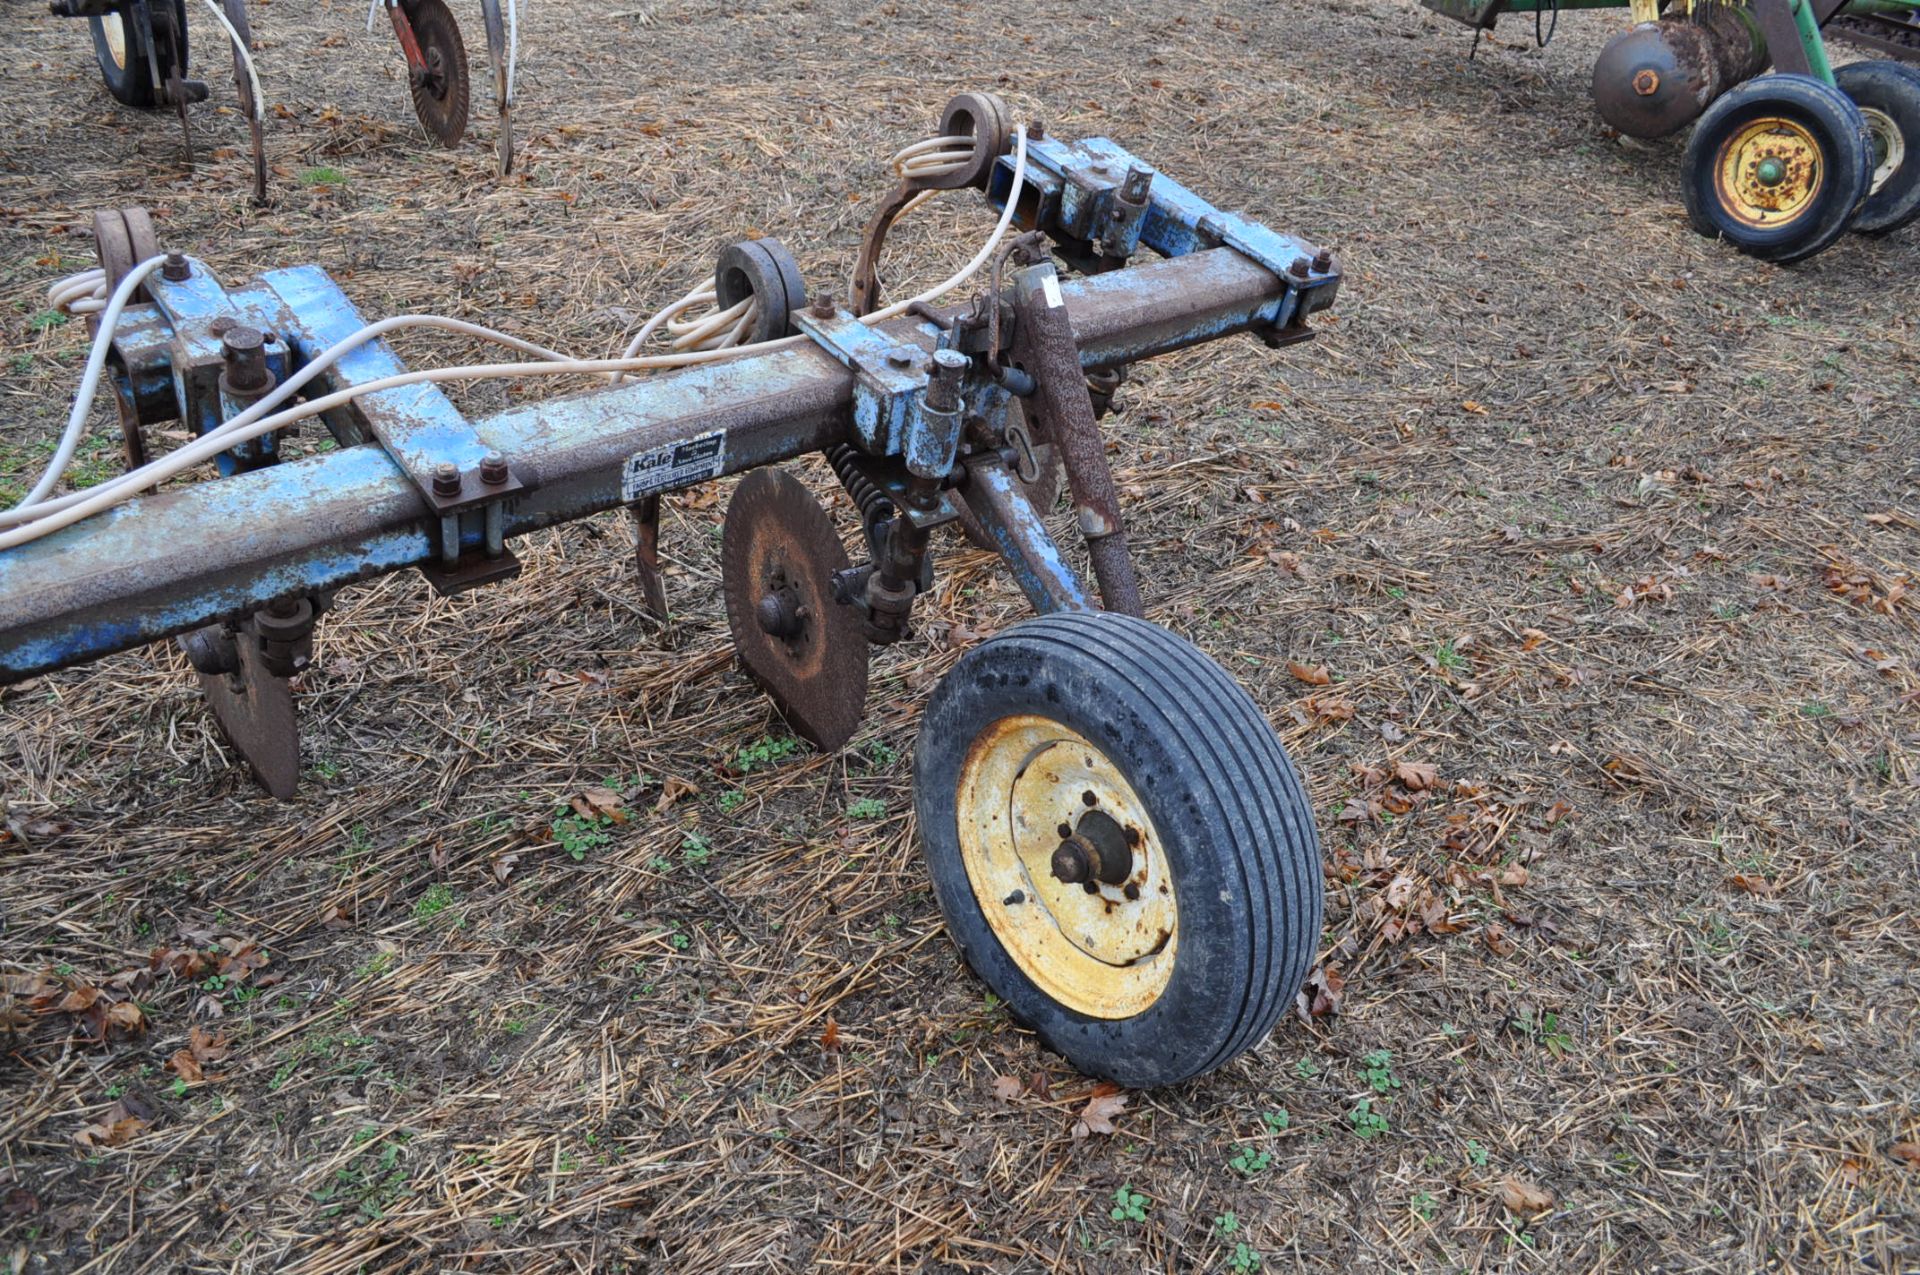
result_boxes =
[90,1,188,110]
[1835,60,1920,236]
[1683,73,1871,263]
[914,610,1324,1089]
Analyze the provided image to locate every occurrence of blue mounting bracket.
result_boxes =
[790,306,935,459]
[987,136,1340,334]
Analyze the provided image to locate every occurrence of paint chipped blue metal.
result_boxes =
[263,267,520,508]
[960,463,1092,614]
[987,136,1339,331]
[790,306,931,456]
[1,245,1302,682]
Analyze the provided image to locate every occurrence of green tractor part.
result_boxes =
[1421,0,1920,259]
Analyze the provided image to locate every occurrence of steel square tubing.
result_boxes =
[0,246,1288,682]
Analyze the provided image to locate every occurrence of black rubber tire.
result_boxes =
[89,2,187,110]
[1836,60,1920,235]
[1682,73,1872,263]
[914,610,1324,1089]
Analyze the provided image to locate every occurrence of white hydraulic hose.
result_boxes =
[0,312,576,529]
[48,267,109,316]
[3,125,1029,549]
[199,0,265,123]
[12,257,169,513]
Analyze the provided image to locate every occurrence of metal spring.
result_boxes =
[826,444,895,527]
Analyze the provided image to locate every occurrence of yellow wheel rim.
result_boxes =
[955,715,1177,1019]
[102,13,129,69]
[1715,116,1824,228]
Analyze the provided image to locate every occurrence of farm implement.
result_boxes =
[0,95,1337,1088]
[1422,0,1920,260]
[47,0,517,204]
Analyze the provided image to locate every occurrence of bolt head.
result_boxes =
[432,462,462,496]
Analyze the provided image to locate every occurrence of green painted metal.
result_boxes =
[1792,0,1839,83]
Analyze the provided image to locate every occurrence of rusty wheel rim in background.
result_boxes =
[1715,116,1824,228]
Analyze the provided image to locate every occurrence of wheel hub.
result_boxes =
[1716,116,1824,226]
[956,715,1177,1019]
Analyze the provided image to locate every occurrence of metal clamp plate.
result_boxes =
[790,307,931,457]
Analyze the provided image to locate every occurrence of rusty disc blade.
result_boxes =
[404,0,470,148]
[722,469,868,751]
[188,619,300,799]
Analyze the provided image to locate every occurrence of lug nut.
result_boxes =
[162,251,191,282]
[479,452,509,485]
[432,462,462,497]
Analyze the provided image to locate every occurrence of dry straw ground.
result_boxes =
[2,0,1918,1271]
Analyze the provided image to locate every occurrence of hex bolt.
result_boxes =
[432,462,462,498]
[162,252,191,282]
[221,325,269,393]
[886,347,916,369]
[1028,120,1046,140]
[479,452,509,486]
[810,292,836,319]
[1288,256,1312,280]
[1312,247,1334,272]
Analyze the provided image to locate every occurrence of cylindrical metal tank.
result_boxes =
[1592,7,1770,139]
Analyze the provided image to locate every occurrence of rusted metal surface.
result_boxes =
[628,496,668,620]
[224,0,267,204]
[189,613,301,799]
[1,246,1302,683]
[720,469,869,750]
[396,0,470,147]
[1592,8,1768,139]
[953,714,1177,1018]
[1009,258,1144,618]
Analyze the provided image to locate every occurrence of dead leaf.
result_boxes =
[1394,762,1438,791]
[1288,661,1332,687]
[1482,923,1517,957]
[1299,964,1345,1018]
[1071,1092,1128,1140]
[820,1017,840,1052]
[1728,874,1775,897]
[991,1075,1023,1101]
[74,1100,151,1150]
[1461,400,1488,415]
[1499,1178,1554,1215]
[570,787,630,824]
[1889,1142,1920,1167]
[1519,628,1547,651]
[654,775,699,812]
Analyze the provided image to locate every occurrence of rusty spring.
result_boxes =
[827,444,895,530]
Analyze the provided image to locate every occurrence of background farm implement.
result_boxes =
[46,0,517,203]
[1423,0,1920,259]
